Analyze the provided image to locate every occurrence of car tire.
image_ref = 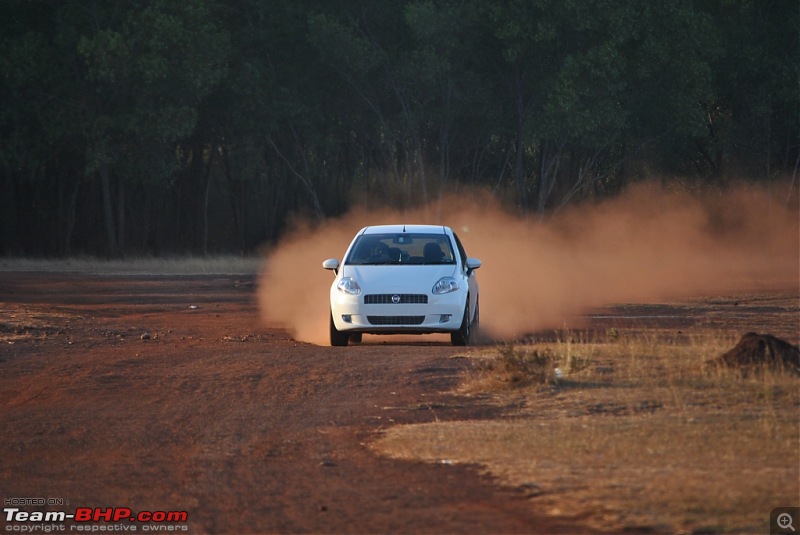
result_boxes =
[349,333,363,344]
[471,298,480,344]
[450,299,472,346]
[330,312,349,347]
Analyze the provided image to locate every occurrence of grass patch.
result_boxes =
[374,328,800,533]
[470,344,558,387]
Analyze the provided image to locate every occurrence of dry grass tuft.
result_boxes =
[471,344,558,388]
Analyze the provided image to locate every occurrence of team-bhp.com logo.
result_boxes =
[4,506,189,531]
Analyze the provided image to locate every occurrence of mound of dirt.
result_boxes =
[709,332,800,375]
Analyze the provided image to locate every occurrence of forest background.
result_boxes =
[1,0,797,257]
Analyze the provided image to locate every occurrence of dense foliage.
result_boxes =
[1,0,797,256]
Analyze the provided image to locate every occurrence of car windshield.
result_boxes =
[345,233,456,265]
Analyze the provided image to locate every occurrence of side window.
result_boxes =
[452,233,468,268]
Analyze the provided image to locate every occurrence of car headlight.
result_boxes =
[432,277,459,294]
[336,277,362,295]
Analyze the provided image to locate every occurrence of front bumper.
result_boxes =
[331,293,466,334]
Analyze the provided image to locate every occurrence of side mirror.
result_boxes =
[466,257,481,276]
[322,258,340,275]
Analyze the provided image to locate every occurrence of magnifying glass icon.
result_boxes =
[778,512,795,532]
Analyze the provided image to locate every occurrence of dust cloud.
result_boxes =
[258,182,799,344]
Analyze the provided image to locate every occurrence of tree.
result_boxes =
[75,0,229,254]
[0,0,796,257]
[699,0,799,179]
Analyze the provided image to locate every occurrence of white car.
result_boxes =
[322,224,481,346]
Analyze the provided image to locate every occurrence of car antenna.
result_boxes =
[402,224,406,232]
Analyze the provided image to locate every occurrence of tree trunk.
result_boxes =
[265,135,324,221]
[99,167,117,257]
[63,177,81,256]
[513,72,528,212]
[202,144,217,256]
[116,172,125,254]
[1,171,18,254]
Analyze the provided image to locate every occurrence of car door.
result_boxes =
[452,232,479,320]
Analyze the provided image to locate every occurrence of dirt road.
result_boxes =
[0,273,587,534]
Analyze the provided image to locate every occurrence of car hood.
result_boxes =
[341,264,457,292]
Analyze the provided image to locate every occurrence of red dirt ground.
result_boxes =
[0,273,795,534]
[0,273,596,534]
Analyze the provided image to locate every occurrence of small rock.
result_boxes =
[140,332,151,340]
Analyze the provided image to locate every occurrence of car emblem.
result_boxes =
[391,294,401,304]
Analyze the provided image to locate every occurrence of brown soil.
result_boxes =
[0,273,796,534]
[0,272,593,534]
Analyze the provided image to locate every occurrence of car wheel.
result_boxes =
[330,312,349,347]
[450,299,471,346]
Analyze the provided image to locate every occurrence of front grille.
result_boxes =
[367,315,426,326]
[364,294,428,304]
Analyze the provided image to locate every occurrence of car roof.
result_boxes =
[359,224,449,235]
